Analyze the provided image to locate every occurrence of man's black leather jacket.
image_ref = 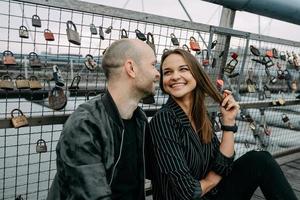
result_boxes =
[47,91,147,200]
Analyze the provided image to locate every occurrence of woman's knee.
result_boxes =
[243,150,274,168]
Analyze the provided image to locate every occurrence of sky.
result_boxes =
[81,0,300,42]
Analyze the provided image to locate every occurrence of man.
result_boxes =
[47,39,160,200]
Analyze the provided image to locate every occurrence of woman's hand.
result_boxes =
[220,90,240,125]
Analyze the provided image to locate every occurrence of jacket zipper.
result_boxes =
[109,129,125,186]
[142,123,146,198]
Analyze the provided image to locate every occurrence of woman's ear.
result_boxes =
[124,59,136,78]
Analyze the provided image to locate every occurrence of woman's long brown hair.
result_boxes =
[160,49,223,143]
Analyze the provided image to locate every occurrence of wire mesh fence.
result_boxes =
[0,0,300,199]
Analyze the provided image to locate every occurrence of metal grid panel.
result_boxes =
[0,0,299,199]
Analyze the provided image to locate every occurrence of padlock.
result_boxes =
[263,85,271,98]
[265,49,273,58]
[2,50,16,65]
[28,52,42,68]
[44,29,55,41]
[15,74,30,89]
[121,29,128,38]
[86,91,98,100]
[53,65,65,87]
[249,122,256,130]
[279,51,286,61]
[105,26,112,34]
[246,79,256,93]
[284,69,292,81]
[277,69,285,80]
[15,194,24,200]
[84,54,97,71]
[0,75,14,90]
[163,48,169,54]
[90,23,97,35]
[99,26,105,40]
[287,51,294,65]
[48,87,67,110]
[146,32,156,54]
[66,20,81,45]
[250,45,260,56]
[135,29,146,41]
[263,56,274,68]
[211,40,217,49]
[272,48,279,59]
[32,14,41,27]
[170,33,179,46]
[201,49,209,67]
[182,44,190,52]
[189,36,201,51]
[19,25,29,38]
[211,58,216,68]
[11,108,28,128]
[36,139,47,153]
[28,75,42,90]
[264,126,271,136]
[231,52,238,60]
[68,75,81,90]
[228,72,239,78]
[282,114,290,123]
[291,80,297,92]
[224,59,238,75]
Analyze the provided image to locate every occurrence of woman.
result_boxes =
[145,49,297,200]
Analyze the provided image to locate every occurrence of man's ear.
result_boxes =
[124,59,136,78]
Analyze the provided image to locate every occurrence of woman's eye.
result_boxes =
[180,68,189,71]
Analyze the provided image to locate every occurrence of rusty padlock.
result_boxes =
[28,52,42,68]
[2,50,16,65]
[66,20,81,45]
[11,109,28,128]
[44,29,55,41]
[29,75,42,90]
[146,32,156,54]
[68,74,81,90]
[15,74,30,89]
[48,87,67,110]
[0,75,14,90]
[84,54,97,71]
[189,36,201,51]
[19,25,29,38]
[32,14,42,27]
[36,139,47,153]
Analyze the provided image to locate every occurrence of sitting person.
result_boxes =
[145,48,297,200]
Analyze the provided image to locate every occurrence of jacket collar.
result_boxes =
[165,97,191,127]
[102,90,147,128]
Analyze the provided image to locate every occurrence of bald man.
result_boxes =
[47,39,160,200]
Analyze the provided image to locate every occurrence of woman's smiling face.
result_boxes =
[161,53,196,100]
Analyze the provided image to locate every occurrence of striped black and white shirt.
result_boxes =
[146,97,234,200]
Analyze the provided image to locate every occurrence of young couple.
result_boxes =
[47,39,297,200]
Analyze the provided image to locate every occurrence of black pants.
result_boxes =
[215,150,297,200]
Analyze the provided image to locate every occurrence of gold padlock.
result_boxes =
[11,108,29,128]
[29,75,42,90]
[15,74,30,89]
[0,75,14,90]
